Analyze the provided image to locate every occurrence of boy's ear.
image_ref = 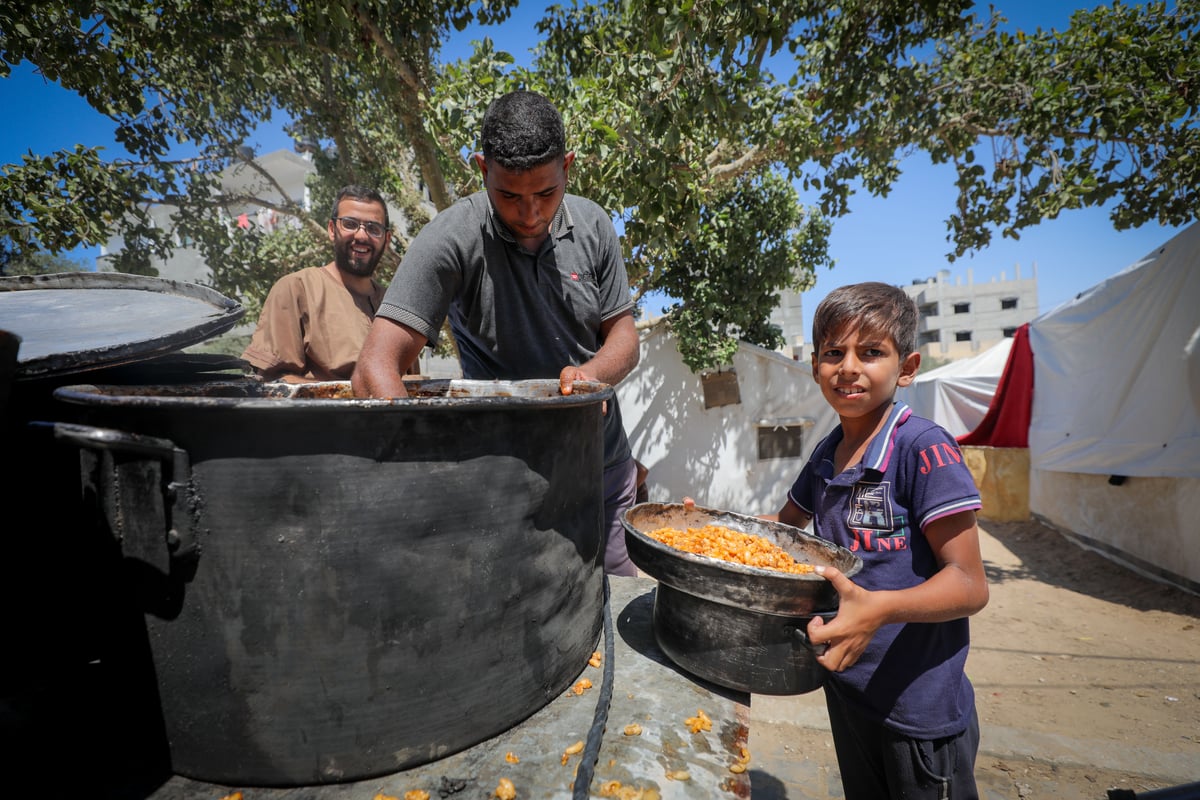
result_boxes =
[810,351,819,384]
[897,351,921,386]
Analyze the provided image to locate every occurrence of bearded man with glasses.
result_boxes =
[242,185,406,383]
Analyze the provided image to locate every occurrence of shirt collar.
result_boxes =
[861,401,913,475]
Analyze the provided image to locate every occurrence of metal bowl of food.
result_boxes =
[622,502,861,616]
[621,502,863,695]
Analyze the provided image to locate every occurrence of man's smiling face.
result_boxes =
[329,197,390,277]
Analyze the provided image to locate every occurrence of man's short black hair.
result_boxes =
[330,185,389,229]
[480,91,566,172]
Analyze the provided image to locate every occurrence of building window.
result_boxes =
[700,370,740,409]
[1003,326,1018,337]
[756,420,812,460]
[919,302,939,317]
[955,330,972,342]
[953,302,970,314]
[1001,297,1018,310]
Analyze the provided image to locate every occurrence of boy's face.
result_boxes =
[811,324,920,421]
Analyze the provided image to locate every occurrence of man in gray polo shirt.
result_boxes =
[352,90,641,576]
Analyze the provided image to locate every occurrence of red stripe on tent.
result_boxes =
[957,322,1033,448]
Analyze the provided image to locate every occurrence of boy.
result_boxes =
[778,281,990,799]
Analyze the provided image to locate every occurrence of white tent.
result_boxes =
[1028,221,1200,593]
[897,337,1013,438]
[616,323,836,514]
[1030,224,1200,477]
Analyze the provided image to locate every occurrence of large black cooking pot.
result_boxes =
[622,503,862,695]
[0,329,17,418]
[47,378,608,787]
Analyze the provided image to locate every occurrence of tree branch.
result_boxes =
[350,2,454,210]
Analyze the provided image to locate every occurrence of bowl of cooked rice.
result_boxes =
[621,502,861,614]
[621,502,863,694]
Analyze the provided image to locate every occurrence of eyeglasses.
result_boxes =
[332,216,386,239]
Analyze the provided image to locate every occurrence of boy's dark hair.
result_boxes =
[812,282,919,357]
[480,90,566,172]
[330,185,389,228]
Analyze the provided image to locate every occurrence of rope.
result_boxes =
[573,574,616,799]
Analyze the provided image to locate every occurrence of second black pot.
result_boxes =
[622,502,862,695]
[653,583,836,695]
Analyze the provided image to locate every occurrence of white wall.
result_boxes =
[1030,469,1200,595]
[615,325,837,515]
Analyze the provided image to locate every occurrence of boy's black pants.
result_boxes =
[823,685,981,800]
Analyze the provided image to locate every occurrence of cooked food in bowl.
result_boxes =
[646,524,817,575]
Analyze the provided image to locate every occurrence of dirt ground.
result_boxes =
[749,517,1200,799]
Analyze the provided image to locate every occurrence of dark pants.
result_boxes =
[824,685,980,800]
[602,456,639,576]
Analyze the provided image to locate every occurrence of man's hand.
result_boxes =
[558,365,594,395]
[559,365,611,414]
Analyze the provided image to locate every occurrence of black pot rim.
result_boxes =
[52,378,614,412]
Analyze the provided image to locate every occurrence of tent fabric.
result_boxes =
[957,324,1033,448]
[1028,222,1200,478]
[897,338,1012,438]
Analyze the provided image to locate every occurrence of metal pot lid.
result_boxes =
[0,272,244,380]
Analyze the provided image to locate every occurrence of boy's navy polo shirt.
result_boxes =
[788,402,983,738]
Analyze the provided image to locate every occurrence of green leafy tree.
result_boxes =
[0,245,90,277]
[1,0,1196,371]
[656,173,832,371]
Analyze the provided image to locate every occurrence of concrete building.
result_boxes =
[768,264,1038,366]
[616,321,837,512]
[903,264,1039,361]
[768,287,806,362]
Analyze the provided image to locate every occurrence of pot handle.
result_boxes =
[790,611,839,657]
[36,421,200,573]
[791,628,828,657]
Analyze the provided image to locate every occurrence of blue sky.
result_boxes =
[0,1,1186,323]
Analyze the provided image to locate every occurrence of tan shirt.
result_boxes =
[242,266,384,382]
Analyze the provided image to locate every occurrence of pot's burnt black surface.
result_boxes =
[0,329,17,416]
[652,584,836,695]
[43,379,609,786]
[622,503,862,695]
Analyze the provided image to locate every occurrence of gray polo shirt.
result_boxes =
[377,191,634,467]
